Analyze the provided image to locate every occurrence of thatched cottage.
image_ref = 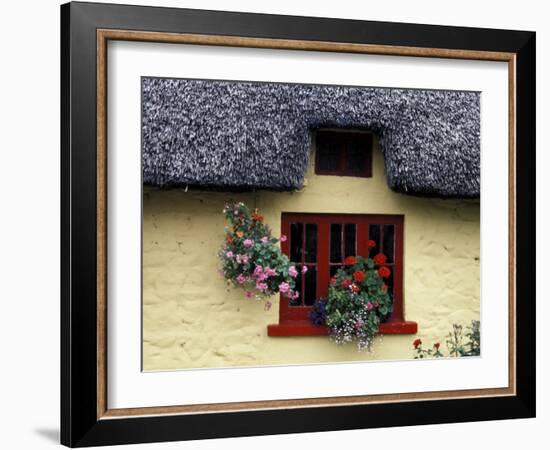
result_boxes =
[142,77,480,370]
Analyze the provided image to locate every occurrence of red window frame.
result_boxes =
[314,130,373,178]
[267,213,417,336]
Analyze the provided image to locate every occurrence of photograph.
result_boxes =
[142,77,481,370]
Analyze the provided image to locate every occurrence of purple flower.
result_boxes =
[288,265,298,278]
[226,251,234,258]
[278,282,290,294]
[243,239,254,247]
[280,235,287,242]
[261,236,269,244]
[355,319,365,330]
[256,281,268,291]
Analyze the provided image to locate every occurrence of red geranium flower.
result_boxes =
[351,284,361,293]
[373,253,387,265]
[413,338,422,349]
[378,266,391,278]
[252,212,264,222]
[344,256,356,265]
[434,342,441,350]
[353,270,366,282]
[367,240,376,248]
[341,278,352,289]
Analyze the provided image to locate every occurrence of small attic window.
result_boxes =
[315,130,373,178]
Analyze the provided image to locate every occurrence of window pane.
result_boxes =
[344,223,356,258]
[330,224,342,263]
[385,269,394,303]
[382,224,395,263]
[305,224,317,263]
[317,134,340,171]
[290,223,303,262]
[304,266,317,306]
[368,224,380,258]
[346,138,366,172]
[289,269,302,306]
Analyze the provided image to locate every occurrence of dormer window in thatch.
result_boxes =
[315,130,373,178]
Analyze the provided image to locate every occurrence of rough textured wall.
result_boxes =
[142,137,480,370]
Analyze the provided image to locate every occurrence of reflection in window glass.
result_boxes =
[305,224,318,263]
[290,223,303,262]
[330,223,342,263]
[304,266,317,306]
[344,223,356,258]
[383,224,395,263]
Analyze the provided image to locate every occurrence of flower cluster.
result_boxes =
[413,339,444,359]
[219,202,299,305]
[324,254,392,351]
[412,320,480,359]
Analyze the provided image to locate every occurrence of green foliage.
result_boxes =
[325,256,392,351]
[219,202,298,306]
[413,320,481,359]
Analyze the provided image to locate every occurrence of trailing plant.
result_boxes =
[219,202,302,309]
[412,320,481,359]
[325,254,392,351]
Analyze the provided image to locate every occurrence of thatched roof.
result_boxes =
[142,78,480,198]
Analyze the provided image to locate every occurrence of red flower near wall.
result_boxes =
[373,253,387,265]
[344,256,356,265]
[413,338,422,349]
[378,266,391,278]
[367,240,376,248]
[353,270,366,282]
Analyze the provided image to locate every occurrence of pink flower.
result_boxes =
[256,281,268,291]
[244,290,253,298]
[264,267,277,277]
[243,239,254,247]
[261,236,269,244]
[253,265,263,277]
[280,235,287,242]
[278,282,290,293]
[241,255,249,264]
[355,319,364,330]
[301,266,308,274]
[226,251,234,258]
[288,265,298,278]
[236,274,247,284]
[366,302,374,310]
[290,290,300,299]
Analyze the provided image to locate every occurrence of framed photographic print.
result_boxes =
[60,1,536,447]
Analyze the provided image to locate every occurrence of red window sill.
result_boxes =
[267,320,417,337]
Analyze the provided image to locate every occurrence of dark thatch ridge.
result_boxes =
[142,78,480,198]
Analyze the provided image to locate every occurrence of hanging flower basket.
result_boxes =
[219,202,301,308]
[324,254,392,351]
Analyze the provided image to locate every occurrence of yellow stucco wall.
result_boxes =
[142,135,480,370]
